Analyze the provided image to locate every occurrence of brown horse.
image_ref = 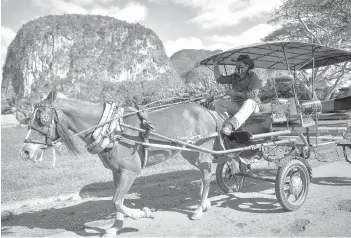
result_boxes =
[20,90,221,237]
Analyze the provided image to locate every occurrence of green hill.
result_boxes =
[2,14,182,105]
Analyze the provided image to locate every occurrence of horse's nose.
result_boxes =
[20,147,30,160]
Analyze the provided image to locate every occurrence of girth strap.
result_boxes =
[135,105,155,168]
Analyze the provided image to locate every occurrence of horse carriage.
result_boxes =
[200,41,351,210]
[20,41,351,236]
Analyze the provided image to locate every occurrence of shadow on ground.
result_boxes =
[2,169,281,237]
[312,176,351,186]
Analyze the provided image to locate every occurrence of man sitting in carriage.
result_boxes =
[213,54,270,135]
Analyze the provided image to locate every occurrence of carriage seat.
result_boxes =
[250,97,299,123]
[250,97,322,127]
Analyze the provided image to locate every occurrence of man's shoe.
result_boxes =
[221,123,234,136]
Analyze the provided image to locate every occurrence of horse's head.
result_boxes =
[20,89,79,162]
[20,90,60,162]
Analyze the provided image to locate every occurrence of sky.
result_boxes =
[1,0,282,66]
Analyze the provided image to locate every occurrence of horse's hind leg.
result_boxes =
[191,152,212,220]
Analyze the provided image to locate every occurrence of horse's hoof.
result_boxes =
[203,200,211,212]
[102,228,118,238]
[101,232,117,238]
[143,207,154,219]
[191,211,203,220]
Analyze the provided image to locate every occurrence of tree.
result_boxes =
[264,0,351,100]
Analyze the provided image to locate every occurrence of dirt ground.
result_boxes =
[2,159,351,237]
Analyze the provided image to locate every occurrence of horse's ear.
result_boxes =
[44,88,57,103]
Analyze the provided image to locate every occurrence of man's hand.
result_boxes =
[225,89,247,99]
[225,89,237,97]
[214,55,222,65]
[245,89,259,99]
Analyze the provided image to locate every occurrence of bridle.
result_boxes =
[24,103,61,147]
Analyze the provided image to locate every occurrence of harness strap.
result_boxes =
[134,105,155,169]
[92,103,115,140]
[202,107,226,152]
[25,106,61,146]
[87,102,124,154]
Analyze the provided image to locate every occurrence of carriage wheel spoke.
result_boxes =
[233,176,241,189]
[295,185,304,200]
[285,189,291,197]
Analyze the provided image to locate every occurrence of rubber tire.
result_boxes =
[343,146,351,164]
[216,162,244,193]
[275,159,310,211]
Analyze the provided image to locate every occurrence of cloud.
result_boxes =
[70,0,100,5]
[164,37,204,56]
[163,23,279,56]
[206,23,280,51]
[111,2,148,23]
[173,0,281,29]
[1,26,16,67]
[31,0,148,23]
[32,0,88,14]
[90,2,148,22]
[148,0,169,3]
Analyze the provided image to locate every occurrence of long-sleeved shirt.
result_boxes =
[217,71,262,104]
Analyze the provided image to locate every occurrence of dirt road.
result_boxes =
[2,161,351,237]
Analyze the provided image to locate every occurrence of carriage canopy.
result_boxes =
[200,41,351,71]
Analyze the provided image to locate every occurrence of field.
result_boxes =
[1,126,351,237]
[1,127,199,205]
[1,126,345,205]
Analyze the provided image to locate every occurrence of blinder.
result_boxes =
[39,110,54,127]
[25,104,60,146]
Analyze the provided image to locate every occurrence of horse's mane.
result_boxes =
[54,97,102,156]
[56,120,80,156]
[57,97,101,110]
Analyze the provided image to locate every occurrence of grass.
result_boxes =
[1,126,344,205]
[1,127,196,204]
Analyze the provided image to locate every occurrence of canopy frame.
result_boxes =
[200,41,351,143]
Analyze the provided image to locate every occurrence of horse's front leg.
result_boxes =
[191,153,212,220]
[104,171,124,236]
[103,169,154,237]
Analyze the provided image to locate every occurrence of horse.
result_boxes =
[19,89,222,237]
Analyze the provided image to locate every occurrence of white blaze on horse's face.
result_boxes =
[20,107,53,162]
[20,142,45,162]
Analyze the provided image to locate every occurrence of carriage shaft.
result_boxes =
[238,173,276,183]
[134,139,296,154]
[120,123,299,154]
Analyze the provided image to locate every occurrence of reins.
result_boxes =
[25,95,222,168]
[67,95,207,139]
[25,95,213,158]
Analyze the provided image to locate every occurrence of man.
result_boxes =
[214,54,264,135]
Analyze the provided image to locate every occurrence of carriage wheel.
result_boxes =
[275,159,310,211]
[216,161,245,193]
[343,146,351,164]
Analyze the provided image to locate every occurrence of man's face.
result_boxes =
[235,61,248,76]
